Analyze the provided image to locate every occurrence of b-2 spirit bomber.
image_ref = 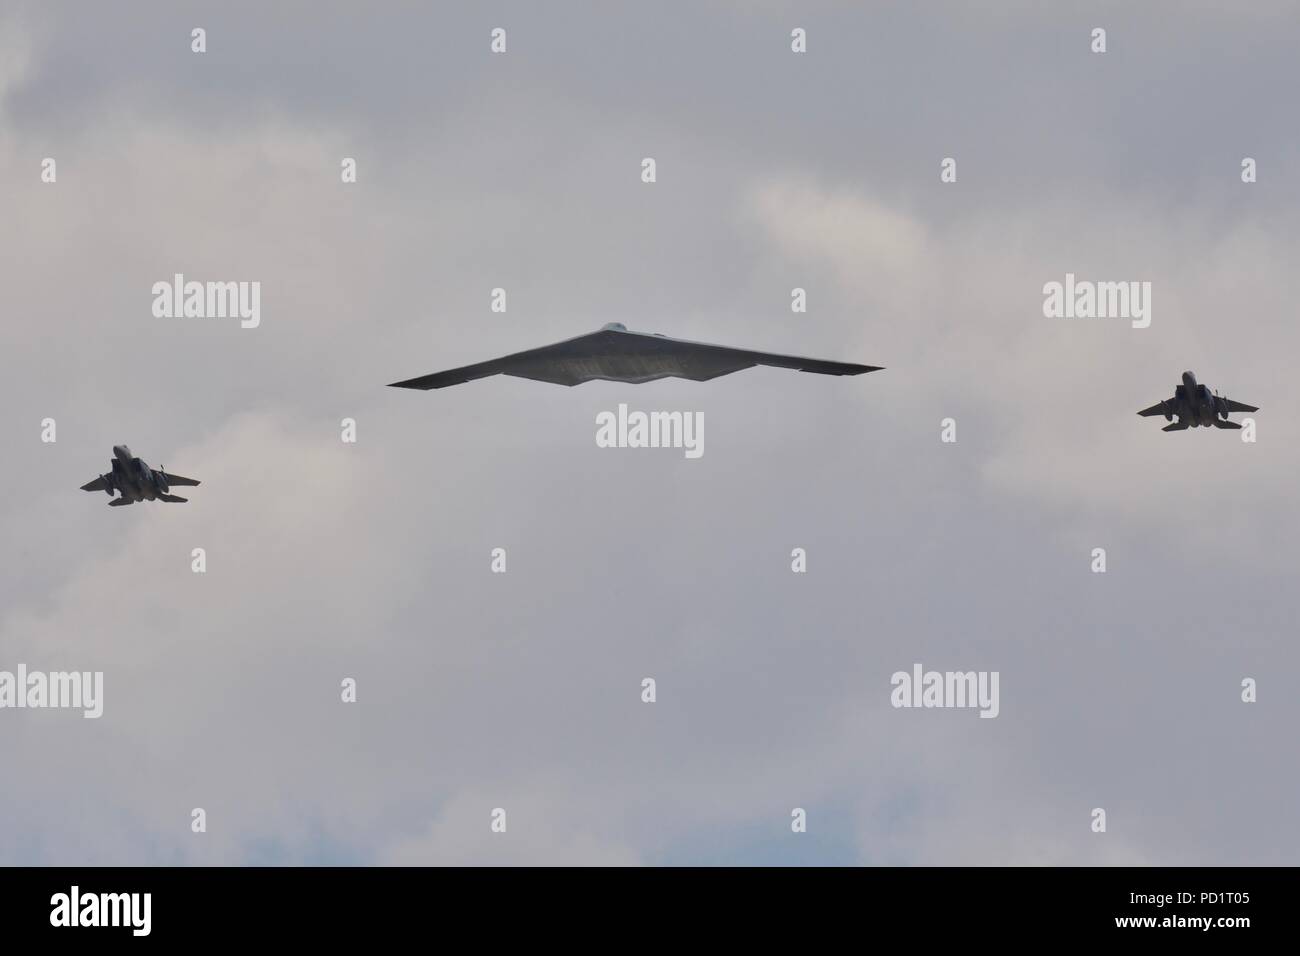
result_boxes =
[80,445,201,505]
[389,323,881,389]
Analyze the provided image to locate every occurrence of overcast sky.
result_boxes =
[1,1,1297,865]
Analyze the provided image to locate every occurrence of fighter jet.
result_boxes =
[79,445,200,506]
[388,323,881,389]
[1137,371,1258,431]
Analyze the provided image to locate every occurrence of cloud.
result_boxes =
[380,785,641,866]
[746,176,1300,559]
[2,1,1297,868]
[0,16,31,114]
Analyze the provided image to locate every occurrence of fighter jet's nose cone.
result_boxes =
[1182,371,1196,385]
[600,322,628,332]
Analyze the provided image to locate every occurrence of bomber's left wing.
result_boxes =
[1222,397,1258,414]
[160,472,201,486]
[651,333,883,378]
[80,476,110,492]
[1137,398,1174,417]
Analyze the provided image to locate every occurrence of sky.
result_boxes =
[1,1,1297,865]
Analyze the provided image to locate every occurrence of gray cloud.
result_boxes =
[1,1,1296,866]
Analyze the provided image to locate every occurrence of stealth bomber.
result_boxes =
[1137,371,1258,431]
[388,323,881,390]
[80,445,200,505]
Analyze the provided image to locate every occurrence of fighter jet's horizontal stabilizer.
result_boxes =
[108,495,189,506]
[389,323,881,390]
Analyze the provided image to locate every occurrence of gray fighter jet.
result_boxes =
[388,323,881,389]
[80,445,200,505]
[1138,371,1258,431]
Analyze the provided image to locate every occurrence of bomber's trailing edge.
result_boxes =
[1137,371,1258,431]
[388,323,882,390]
[80,445,200,505]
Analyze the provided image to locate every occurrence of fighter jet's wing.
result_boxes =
[389,326,880,389]
[160,472,200,487]
[1222,398,1258,413]
[80,476,110,492]
[1137,398,1174,417]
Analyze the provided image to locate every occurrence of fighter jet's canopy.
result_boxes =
[389,324,881,390]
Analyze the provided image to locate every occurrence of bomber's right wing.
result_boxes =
[388,356,518,390]
[388,329,636,389]
[386,338,587,389]
[1137,398,1174,417]
[80,476,109,492]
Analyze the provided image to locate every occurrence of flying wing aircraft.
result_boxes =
[80,445,200,505]
[388,323,882,389]
[1137,371,1258,431]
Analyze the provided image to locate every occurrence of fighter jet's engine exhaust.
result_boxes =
[155,468,169,493]
[1162,401,1173,422]
[100,474,114,496]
